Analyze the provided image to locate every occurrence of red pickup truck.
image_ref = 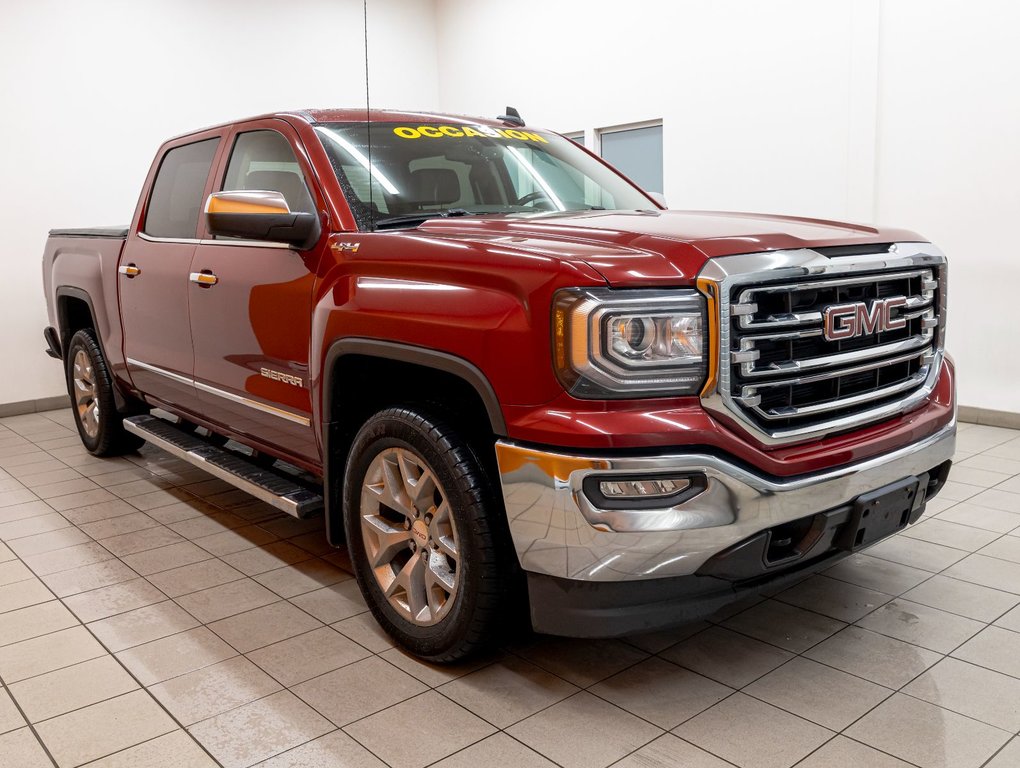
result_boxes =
[42,108,955,661]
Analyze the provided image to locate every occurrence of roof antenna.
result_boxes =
[363,0,376,230]
[498,106,525,127]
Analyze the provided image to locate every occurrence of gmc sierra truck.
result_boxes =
[42,109,955,661]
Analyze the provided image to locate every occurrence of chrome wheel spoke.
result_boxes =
[361,515,411,568]
[365,455,415,519]
[75,388,91,407]
[72,350,99,439]
[396,451,419,490]
[425,567,447,616]
[424,551,457,624]
[407,463,438,511]
[380,454,416,517]
[435,535,457,561]
[426,552,457,594]
[386,553,428,620]
[83,402,99,432]
[430,501,459,561]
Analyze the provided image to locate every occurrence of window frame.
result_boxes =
[595,119,664,195]
[220,128,317,216]
[140,136,221,241]
[201,118,327,242]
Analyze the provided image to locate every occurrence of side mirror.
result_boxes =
[205,190,320,249]
[649,192,668,208]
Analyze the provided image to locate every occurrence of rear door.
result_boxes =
[187,120,324,463]
[120,134,221,407]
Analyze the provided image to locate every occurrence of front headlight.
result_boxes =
[553,288,707,398]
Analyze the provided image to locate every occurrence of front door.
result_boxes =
[120,136,220,409]
[188,123,323,463]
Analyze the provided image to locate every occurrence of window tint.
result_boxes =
[144,138,219,238]
[223,131,315,214]
[314,123,654,230]
[505,146,618,210]
[600,125,663,194]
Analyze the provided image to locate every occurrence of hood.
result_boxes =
[415,209,925,286]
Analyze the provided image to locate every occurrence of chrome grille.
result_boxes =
[727,268,940,431]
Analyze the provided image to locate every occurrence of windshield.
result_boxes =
[313,121,656,230]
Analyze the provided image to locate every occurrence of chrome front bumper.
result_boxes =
[495,419,956,582]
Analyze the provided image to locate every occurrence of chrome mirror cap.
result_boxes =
[204,189,319,248]
[205,189,292,215]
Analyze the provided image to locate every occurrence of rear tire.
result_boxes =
[65,328,144,457]
[343,407,516,662]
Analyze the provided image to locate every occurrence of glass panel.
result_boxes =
[222,130,315,214]
[600,124,663,194]
[564,132,585,147]
[143,138,219,238]
[314,122,654,230]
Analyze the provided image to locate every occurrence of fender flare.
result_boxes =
[320,338,507,434]
[55,286,99,350]
[54,286,131,412]
[319,338,507,546]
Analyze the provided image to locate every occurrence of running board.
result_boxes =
[123,415,323,519]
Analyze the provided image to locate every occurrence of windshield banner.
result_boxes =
[392,125,548,143]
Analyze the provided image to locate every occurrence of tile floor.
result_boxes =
[0,410,1019,768]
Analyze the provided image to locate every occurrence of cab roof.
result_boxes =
[297,108,519,128]
[168,109,528,142]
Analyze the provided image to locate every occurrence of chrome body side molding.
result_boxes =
[125,358,310,426]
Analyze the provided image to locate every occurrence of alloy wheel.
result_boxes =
[359,447,460,625]
[72,349,100,439]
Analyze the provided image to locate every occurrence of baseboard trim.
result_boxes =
[0,395,68,418]
[959,405,1020,430]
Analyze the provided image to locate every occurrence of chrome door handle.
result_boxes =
[189,271,219,287]
[118,264,141,278]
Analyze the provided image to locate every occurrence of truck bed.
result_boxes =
[42,227,130,374]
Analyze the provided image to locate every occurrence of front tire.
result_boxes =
[65,328,143,456]
[343,407,515,662]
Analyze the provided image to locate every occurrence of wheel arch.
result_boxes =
[55,287,98,354]
[320,338,507,546]
[55,287,136,413]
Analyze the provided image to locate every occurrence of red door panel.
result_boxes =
[119,237,197,405]
[120,133,223,409]
[188,242,318,461]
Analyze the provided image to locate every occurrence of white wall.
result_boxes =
[875,0,1020,414]
[436,0,871,220]
[4,0,1019,414]
[435,0,1020,414]
[0,0,439,406]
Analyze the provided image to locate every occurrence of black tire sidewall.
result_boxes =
[65,329,119,455]
[343,409,492,660]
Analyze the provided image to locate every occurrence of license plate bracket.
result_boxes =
[837,476,922,552]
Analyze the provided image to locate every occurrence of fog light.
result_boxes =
[582,473,706,511]
[599,477,691,499]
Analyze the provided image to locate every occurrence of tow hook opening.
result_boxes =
[765,516,822,565]
[925,459,952,500]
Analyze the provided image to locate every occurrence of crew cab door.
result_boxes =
[188,122,323,463]
[120,135,221,407]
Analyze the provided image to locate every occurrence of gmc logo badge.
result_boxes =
[823,297,907,341]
